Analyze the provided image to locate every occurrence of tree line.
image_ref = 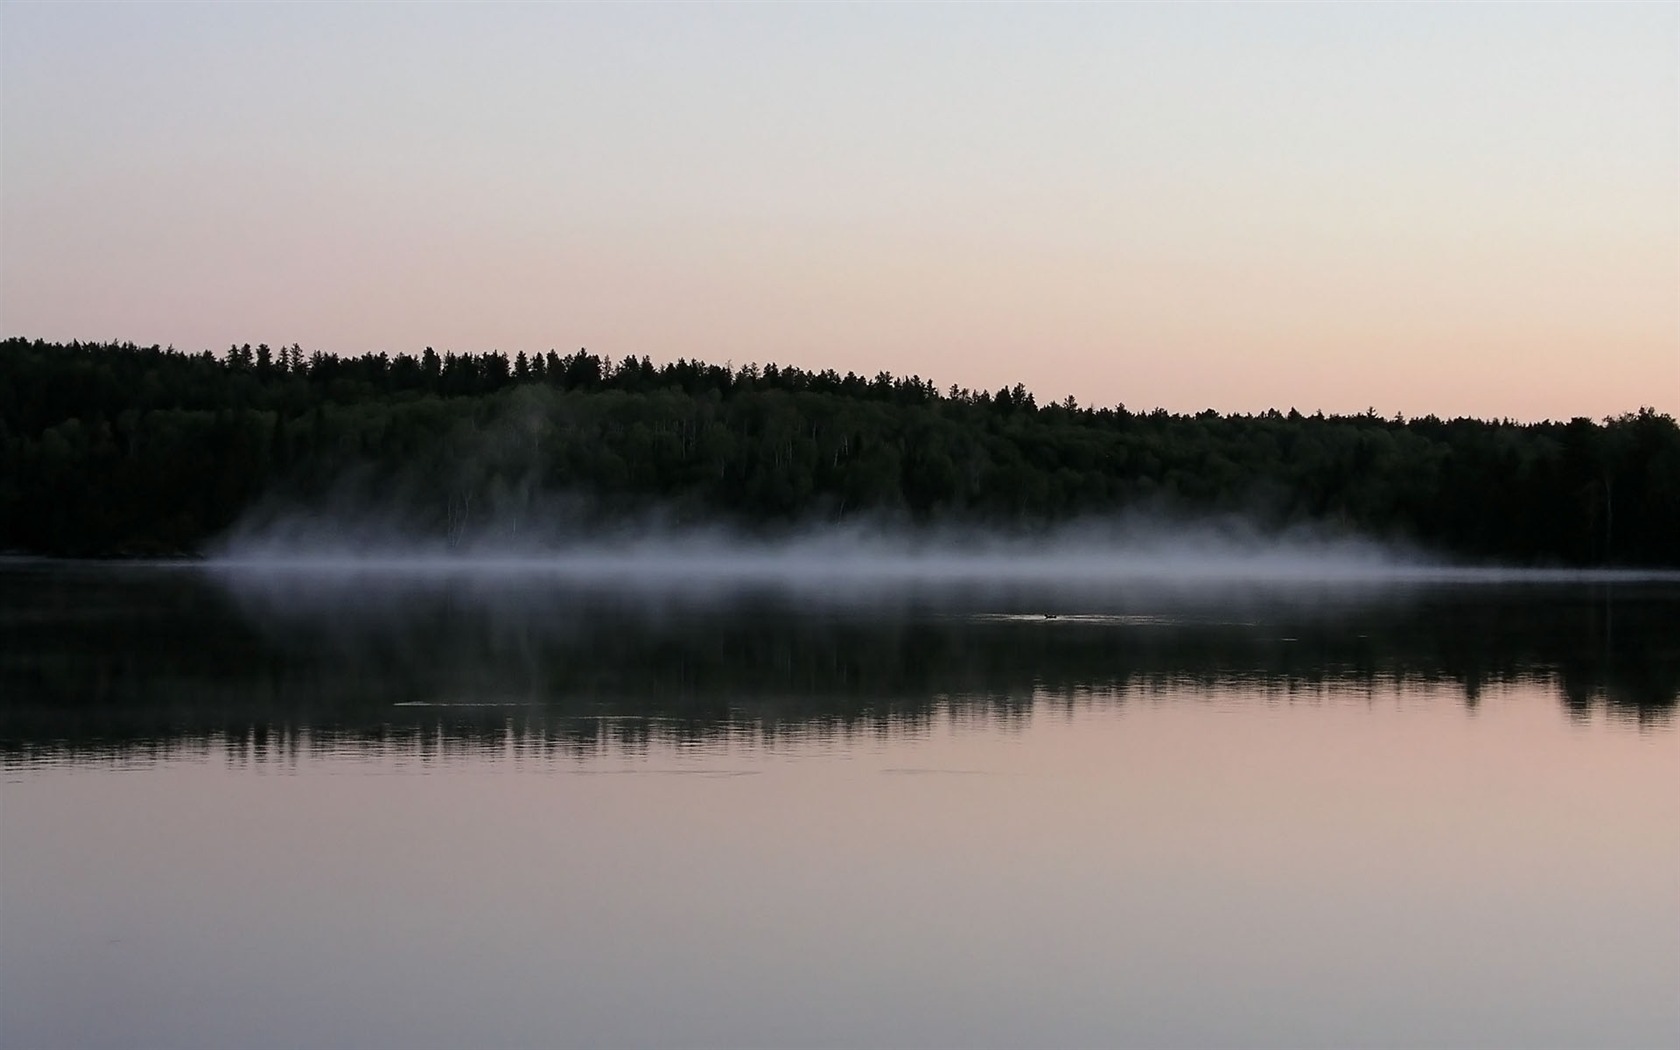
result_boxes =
[2,337,1676,564]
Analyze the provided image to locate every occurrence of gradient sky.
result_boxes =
[2,3,1675,419]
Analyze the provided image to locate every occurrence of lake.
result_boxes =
[2,560,1676,1049]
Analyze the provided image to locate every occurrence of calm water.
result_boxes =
[2,561,1677,1049]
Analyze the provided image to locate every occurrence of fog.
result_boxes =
[207,511,1675,594]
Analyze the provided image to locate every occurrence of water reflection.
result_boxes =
[6,564,1679,1050]
[2,562,1675,768]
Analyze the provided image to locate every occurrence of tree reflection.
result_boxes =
[2,566,1674,765]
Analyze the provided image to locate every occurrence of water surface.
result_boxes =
[3,562,1676,1049]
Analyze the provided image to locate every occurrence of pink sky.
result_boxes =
[2,4,1675,420]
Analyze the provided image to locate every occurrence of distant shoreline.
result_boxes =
[7,554,1680,590]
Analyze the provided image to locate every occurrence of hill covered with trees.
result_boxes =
[1,337,1676,564]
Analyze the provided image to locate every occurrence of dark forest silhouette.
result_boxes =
[2,337,1676,564]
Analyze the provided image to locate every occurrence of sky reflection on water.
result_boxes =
[2,563,1677,1049]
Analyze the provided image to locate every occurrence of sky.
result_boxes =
[2,3,1675,420]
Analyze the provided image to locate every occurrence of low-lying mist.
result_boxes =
[208,505,1671,592]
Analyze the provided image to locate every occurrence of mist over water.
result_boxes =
[207,511,1680,607]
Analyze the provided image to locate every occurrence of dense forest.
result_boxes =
[2,337,1677,564]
